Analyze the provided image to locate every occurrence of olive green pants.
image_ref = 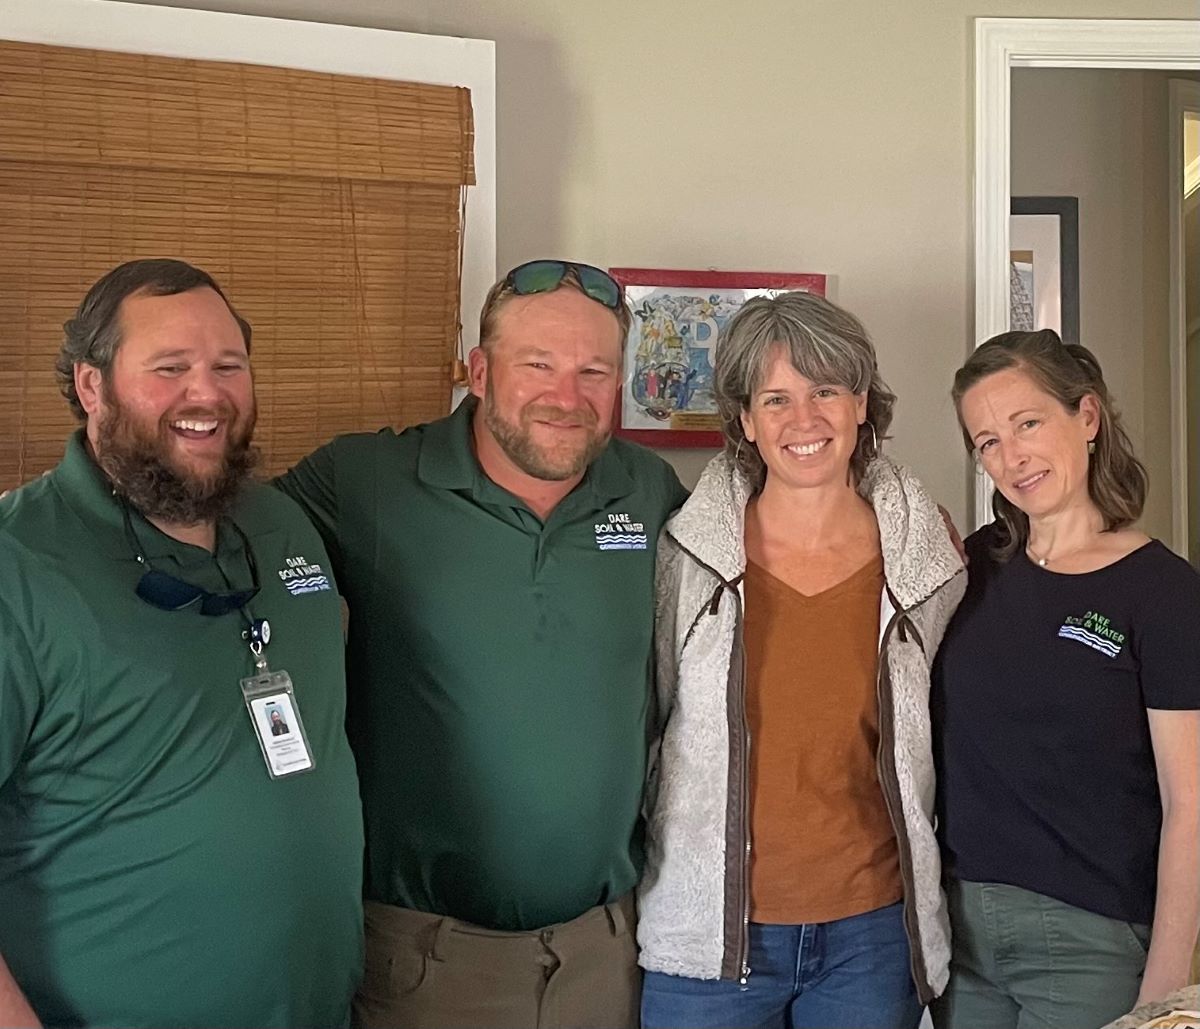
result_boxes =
[351,894,639,1029]
[931,879,1150,1029]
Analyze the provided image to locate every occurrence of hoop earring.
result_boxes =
[866,421,879,456]
[735,437,745,465]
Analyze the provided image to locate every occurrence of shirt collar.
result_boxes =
[52,428,248,566]
[416,394,481,491]
[52,428,128,556]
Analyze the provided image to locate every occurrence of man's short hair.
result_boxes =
[477,264,632,353]
[56,258,252,421]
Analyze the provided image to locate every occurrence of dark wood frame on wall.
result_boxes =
[1010,195,1080,345]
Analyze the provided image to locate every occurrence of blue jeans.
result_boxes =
[641,902,923,1029]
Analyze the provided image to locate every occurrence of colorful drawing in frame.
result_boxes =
[609,269,827,447]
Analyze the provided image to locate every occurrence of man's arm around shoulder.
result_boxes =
[270,439,342,565]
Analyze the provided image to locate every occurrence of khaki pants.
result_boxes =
[352,895,639,1029]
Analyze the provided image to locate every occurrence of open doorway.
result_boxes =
[1007,68,1200,549]
[972,18,1200,535]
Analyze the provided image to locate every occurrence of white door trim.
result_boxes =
[973,18,1200,531]
[1168,79,1200,558]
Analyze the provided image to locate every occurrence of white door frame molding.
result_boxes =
[973,17,1200,531]
[0,0,497,376]
[1168,78,1200,558]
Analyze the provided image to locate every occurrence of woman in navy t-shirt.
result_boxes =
[931,329,1200,1029]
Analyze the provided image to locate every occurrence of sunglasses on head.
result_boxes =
[506,260,624,311]
[121,502,260,616]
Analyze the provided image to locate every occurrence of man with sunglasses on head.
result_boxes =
[274,260,689,1029]
[0,259,363,1029]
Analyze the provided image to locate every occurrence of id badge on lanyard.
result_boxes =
[239,618,316,779]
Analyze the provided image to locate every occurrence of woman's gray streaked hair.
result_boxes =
[713,290,896,490]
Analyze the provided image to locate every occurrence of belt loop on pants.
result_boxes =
[429,917,454,962]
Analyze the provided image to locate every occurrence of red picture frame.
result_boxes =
[609,268,827,447]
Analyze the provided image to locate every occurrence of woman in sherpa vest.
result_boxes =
[931,330,1200,1029]
[638,290,966,1029]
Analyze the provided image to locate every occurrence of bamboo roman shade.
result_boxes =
[0,40,475,486]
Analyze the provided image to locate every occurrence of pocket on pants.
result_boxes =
[362,915,431,998]
[1036,891,1149,972]
[1120,919,1151,958]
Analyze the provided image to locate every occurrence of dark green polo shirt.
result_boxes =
[0,432,363,1029]
[274,397,688,930]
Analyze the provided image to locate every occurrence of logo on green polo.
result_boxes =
[1056,609,1126,659]
[276,554,332,595]
[594,512,648,551]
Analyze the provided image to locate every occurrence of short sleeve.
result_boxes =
[0,590,43,789]
[1133,550,1200,710]
[271,441,342,572]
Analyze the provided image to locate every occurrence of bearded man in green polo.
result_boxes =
[0,259,363,1028]
[275,261,689,1029]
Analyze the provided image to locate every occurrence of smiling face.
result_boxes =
[959,365,1100,521]
[76,286,257,524]
[469,286,622,484]
[739,344,867,493]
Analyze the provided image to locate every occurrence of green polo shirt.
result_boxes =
[274,397,688,930]
[0,432,364,1029]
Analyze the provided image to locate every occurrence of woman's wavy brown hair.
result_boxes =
[951,329,1147,561]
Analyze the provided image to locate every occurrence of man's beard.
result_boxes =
[94,386,259,525]
[483,386,608,482]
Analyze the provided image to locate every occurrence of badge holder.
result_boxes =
[239,618,316,779]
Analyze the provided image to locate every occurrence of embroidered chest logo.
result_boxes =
[1057,609,1126,659]
[277,554,332,595]
[594,512,647,551]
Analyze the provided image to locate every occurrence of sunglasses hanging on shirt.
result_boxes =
[119,500,260,615]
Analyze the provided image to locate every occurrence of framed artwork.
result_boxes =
[1009,196,1080,344]
[609,268,827,447]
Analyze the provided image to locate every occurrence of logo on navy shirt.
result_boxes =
[594,512,648,551]
[1056,609,1126,659]
[277,554,332,595]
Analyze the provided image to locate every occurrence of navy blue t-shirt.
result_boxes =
[932,525,1200,925]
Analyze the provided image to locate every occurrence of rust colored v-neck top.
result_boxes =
[743,554,902,924]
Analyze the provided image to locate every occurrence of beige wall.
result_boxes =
[106,0,1200,523]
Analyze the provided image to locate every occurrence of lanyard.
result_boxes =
[242,614,272,673]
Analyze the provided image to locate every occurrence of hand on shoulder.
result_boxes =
[937,504,968,565]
